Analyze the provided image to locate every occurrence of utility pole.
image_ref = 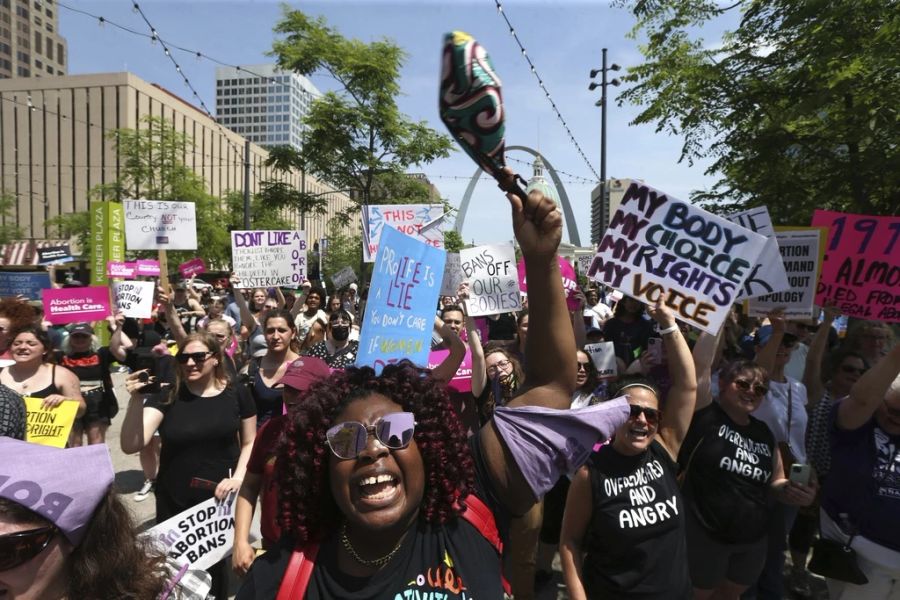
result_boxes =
[243,140,251,229]
[589,49,621,244]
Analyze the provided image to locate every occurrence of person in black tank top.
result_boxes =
[560,302,697,599]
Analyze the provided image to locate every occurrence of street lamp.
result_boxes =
[589,48,621,234]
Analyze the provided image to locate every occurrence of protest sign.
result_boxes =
[113,281,155,319]
[357,226,446,373]
[518,255,580,311]
[587,182,768,334]
[178,258,206,278]
[331,266,357,290]
[576,254,593,275]
[362,204,445,263]
[725,207,790,300]
[0,271,51,298]
[747,228,826,318]
[43,287,111,324]
[427,348,473,393]
[37,245,73,265]
[124,200,198,250]
[136,259,161,277]
[24,397,78,447]
[231,230,307,289]
[440,253,463,297]
[142,494,251,571]
[812,210,900,322]
[584,342,617,379]
[106,261,136,279]
[460,244,520,317]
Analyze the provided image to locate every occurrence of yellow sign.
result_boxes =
[24,397,79,448]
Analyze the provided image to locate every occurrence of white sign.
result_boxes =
[585,342,617,378]
[124,200,198,250]
[459,244,520,317]
[113,281,155,319]
[362,205,444,263]
[726,207,790,300]
[331,266,357,290]
[576,254,593,275]
[440,253,463,297]
[231,230,307,289]
[748,229,823,318]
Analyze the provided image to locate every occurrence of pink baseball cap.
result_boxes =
[278,357,331,392]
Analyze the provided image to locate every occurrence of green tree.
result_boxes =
[615,0,900,221]
[444,229,465,253]
[0,193,24,245]
[321,219,366,286]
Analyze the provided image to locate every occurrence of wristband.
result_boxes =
[659,324,679,336]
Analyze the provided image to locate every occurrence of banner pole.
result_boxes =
[158,250,170,293]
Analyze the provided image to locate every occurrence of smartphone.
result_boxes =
[645,337,665,365]
[133,349,160,393]
[189,477,218,491]
[789,463,811,486]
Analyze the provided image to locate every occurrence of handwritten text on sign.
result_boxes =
[812,210,900,322]
[113,281,155,319]
[588,182,768,333]
[357,226,445,373]
[460,244,520,317]
[362,204,444,263]
[124,200,198,250]
[24,397,78,448]
[747,228,825,318]
[231,230,307,289]
[725,207,790,300]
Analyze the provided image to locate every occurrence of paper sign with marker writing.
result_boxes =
[331,266,357,290]
[124,200,197,250]
[588,182,768,334]
[427,348,473,393]
[725,207,789,300]
[747,228,825,318]
[231,230,307,289]
[460,244,520,317]
[178,258,206,278]
[440,253,463,297]
[357,226,446,373]
[24,397,79,447]
[0,271,50,298]
[113,281,155,319]
[43,287,111,324]
[518,255,580,311]
[577,254,593,275]
[362,204,444,263]
[812,210,900,323]
[584,342,617,379]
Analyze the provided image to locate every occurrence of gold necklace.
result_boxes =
[340,523,405,569]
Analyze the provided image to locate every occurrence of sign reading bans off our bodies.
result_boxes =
[589,182,768,334]
[460,244,521,317]
[231,230,307,289]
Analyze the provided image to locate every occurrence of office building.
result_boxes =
[591,178,630,244]
[0,0,67,79]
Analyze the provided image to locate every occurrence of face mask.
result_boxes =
[331,325,350,341]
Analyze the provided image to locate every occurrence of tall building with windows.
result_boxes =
[215,64,319,150]
[0,0,67,79]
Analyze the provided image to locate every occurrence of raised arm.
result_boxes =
[650,303,697,457]
[289,282,311,318]
[274,287,287,310]
[692,327,723,413]
[119,374,165,454]
[230,276,258,330]
[158,289,188,345]
[571,288,587,349]
[754,309,785,375]
[458,282,488,397]
[837,342,900,431]
[429,316,466,384]
[804,305,839,406]
[107,312,131,362]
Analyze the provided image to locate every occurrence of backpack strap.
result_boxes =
[458,494,511,597]
[276,542,319,600]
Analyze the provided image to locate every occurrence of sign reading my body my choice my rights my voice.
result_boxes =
[231,230,307,288]
[589,182,768,333]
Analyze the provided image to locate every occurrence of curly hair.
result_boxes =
[275,360,475,544]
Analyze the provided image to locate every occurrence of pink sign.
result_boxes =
[427,348,473,393]
[136,259,161,277]
[43,287,111,324]
[107,261,136,279]
[179,258,206,278]
[517,256,580,311]
[812,210,900,322]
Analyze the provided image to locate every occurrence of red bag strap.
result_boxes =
[276,542,319,600]
[459,495,502,555]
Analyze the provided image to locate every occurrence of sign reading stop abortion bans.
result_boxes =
[588,182,768,334]
[231,230,307,289]
[747,228,826,318]
[42,287,111,325]
[123,200,198,250]
[812,210,900,322]
[362,204,444,263]
[113,281,155,319]
[357,226,445,373]
[460,244,520,317]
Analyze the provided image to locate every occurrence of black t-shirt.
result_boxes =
[602,316,654,365]
[582,440,691,599]
[58,348,118,419]
[0,383,25,439]
[146,384,255,513]
[679,402,776,543]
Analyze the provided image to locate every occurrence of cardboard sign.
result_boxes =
[427,348,473,393]
[584,342,617,379]
[518,255,580,311]
[136,259,161,277]
[357,226,446,373]
[812,210,900,322]
[231,230,307,289]
[747,228,826,318]
[588,182,768,334]
[0,271,51,298]
[124,200,198,250]
[43,287,111,324]
[331,266,357,290]
[113,281,155,319]
[362,204,445,263]
[460,244,520,317]
[440,252,463,297]
[24,397,79,447]
[178,258,206,278]
[725,207,790,300]
[143,494,252,571]
[36,245,73,265]
[107,261,136,279]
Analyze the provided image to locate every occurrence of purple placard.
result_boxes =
[136,259,161,277]
[518,256,580,311]
[43,287,111,324]
[107,261,136,279]
[178,258,206,278]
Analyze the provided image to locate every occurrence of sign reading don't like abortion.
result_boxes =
[124,200,198,250]
[588,182,768,334]
[231,230,307,289]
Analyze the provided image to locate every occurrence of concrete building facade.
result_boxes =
[0,0,67,79]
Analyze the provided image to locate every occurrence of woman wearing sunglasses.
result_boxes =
[237,187,628,599]
[120,331,257,597]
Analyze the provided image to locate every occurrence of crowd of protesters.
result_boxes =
[1,187,899,600]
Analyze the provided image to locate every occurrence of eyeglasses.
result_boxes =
[628,405,660,426]
[0,525,57,571]
[175,351,213,365]
[840,364,867,376]
[733,378,769,397]
[576,361,591,371]
[486,359,512,375]
[326,412,417,460]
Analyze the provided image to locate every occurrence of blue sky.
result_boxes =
[63,0,734,246]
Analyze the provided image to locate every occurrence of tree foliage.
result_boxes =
[321,218,365,287]
[616,0,899,222]
[0,193,24,246]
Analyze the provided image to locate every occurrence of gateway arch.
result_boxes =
[453,145,582,246]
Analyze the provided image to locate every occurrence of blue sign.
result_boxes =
[0,271,52,299]
[357,225,446,373]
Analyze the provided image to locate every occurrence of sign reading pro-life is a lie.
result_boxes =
[231,230,307,289]
[460,244,520,317]
[588,182,768,333]
[123,200,197,250]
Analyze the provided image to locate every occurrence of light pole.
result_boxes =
[589,49,620,239]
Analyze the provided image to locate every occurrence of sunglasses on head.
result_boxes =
[175,351,213,364]
[0,525,57,571]
[628,404,660,426]
[733,378,769,397]
[326,412,416,460]
[840,364,867,376]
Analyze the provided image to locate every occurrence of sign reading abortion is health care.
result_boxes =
[357,226,446,373]
[231,230,307,289]
[588,182,768,334]
[362,204,444,263]
[124,200,198,250]
[459,244,520,317]
[42,287,111,325]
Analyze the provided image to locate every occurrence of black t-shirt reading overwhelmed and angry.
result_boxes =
[679,401,777,544]
[582,440,691,599]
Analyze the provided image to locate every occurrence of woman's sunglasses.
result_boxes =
[628,405,660,426]
[326,412,416,460]
[576,361,592,372]
[175,351,213,364]
[733,378,769,397]
[0,525,57,571]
